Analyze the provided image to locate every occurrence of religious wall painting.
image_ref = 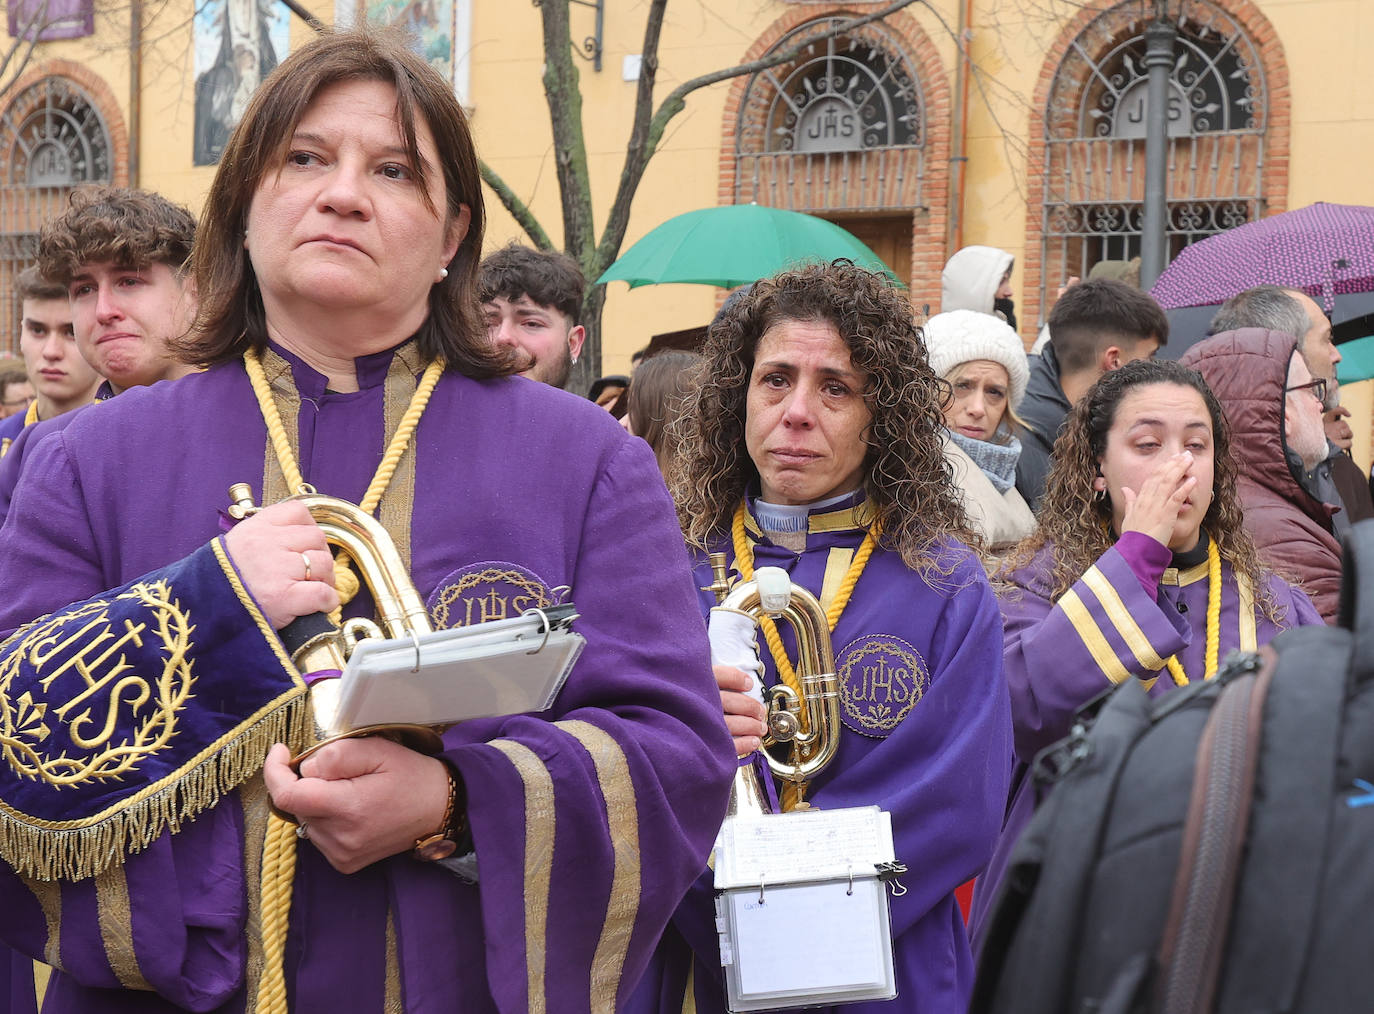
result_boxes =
[364,0,455,80]
[193,0,291,166]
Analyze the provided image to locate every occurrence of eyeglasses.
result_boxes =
[1285,378,1327,404]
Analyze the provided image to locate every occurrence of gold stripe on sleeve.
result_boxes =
[239,776,272,1011]
[1058,589,1136,685]
[1238,573,1258,651]
[490,739,556,1014]
[384,908,403,1013]
[819,549,855,615]
[95,863,151,989]
[557,720,640,1014]
[25,878,62,969]
[1081,566,1169,671]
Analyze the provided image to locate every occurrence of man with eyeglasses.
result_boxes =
[1206,284,1371,533]
[1180,329,1342,623]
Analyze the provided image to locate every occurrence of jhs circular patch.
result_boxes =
[427,562,553,630]
[835,634,929,738]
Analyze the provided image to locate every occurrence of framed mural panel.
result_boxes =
[364,0,454,79]
[193,0,291,166]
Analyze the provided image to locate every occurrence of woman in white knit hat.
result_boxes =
[923,308,1036,553]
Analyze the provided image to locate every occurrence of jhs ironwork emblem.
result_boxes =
[835,634,928,738]
[428,562,553,629]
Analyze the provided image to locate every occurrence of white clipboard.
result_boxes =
[329,607,585,733]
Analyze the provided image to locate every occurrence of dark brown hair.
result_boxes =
[998,358,1278,618]
[479,243,586,324]
[16,265,65,302]
[672,261,980,577]
[182,25,509,376]
[1048,278,1169,373]
[628,350,700,476]
[37,186,196,286]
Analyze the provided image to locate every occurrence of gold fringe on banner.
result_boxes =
[0,694,312,883]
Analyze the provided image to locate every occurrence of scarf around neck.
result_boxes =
[947,428,1021,493]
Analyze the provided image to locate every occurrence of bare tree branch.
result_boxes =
[0,0,54,102]
[479,158,556,251]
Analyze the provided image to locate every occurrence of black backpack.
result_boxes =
[970,520,1374,1014]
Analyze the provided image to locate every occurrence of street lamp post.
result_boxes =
[1139,9,1178,289]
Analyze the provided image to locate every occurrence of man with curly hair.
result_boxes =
[627,261,1013,1014]
[0,188,198,522]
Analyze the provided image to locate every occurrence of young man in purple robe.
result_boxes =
[0,28,734,1013]
[0,186,199,523]
[0,267,101,455]
[625,262,1013,1014]
[969,358,1322,944]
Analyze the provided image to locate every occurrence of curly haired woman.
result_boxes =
[626,262,1013,1014]
[967,357,1321,943]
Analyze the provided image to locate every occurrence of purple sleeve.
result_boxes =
[1002,545,1190,762]
[440,437,736,1014]
[0,435,291,1009]
[1269,574,1325,628]
[1114,531,1172,596]
[868,567,1012,934]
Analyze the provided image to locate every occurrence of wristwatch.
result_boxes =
[413,763,466,862]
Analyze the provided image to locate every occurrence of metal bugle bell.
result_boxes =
[227,483,444,762]
[706,551,841,814]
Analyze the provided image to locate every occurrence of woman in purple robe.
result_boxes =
[968,358,1322,942]
[626,262,1014,1014]
[0,26,734,1014]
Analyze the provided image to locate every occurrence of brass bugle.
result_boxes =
[707,552,841,813]
[227,483,443,762]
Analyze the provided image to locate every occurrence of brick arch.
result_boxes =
[1021,0,1290,335]
[4,58,129,185]
[717,6,952,307]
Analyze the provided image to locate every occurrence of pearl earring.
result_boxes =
[436,267,449,282]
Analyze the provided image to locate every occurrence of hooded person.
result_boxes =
[923,309,1036,553]
[1180,328,1342,622]
[941,245,1016,330]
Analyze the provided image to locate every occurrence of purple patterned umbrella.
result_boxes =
[1150,202,1374,315]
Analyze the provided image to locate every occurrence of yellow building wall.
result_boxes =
[12,0,1374,387]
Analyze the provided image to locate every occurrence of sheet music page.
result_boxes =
[714,806,894,888]
[728,879,890,996]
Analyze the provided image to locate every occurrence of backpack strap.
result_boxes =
[1156,647,1275,1014]
[1339,520,1374,680]
[1215,624,1349,1012]
[970,679,1157,1014]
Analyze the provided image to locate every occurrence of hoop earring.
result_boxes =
[1093,485,1107,503]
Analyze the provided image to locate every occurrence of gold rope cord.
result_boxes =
[1165,539,1222,686]
[729,501,878,808]
[241,347,444,1014]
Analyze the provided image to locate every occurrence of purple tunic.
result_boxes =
[967,531,1323,944]
[627,498,1013,1014]
[0,343,736,1013]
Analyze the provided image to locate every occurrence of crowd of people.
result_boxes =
[0,22,1358,1014]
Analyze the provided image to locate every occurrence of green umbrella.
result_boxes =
[597,204,899,289]
[1337,334,1374,384]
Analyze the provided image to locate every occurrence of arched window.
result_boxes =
[0,76,113,347]
[1037,1,1267,314]
[733,17,926,213]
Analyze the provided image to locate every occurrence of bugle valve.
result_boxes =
[706,551,841,813]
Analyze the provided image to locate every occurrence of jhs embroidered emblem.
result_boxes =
[428,562,553,629]
[835,634,928,737]
[0,580,195,786]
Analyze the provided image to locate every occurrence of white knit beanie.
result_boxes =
[921,309,1030,411]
